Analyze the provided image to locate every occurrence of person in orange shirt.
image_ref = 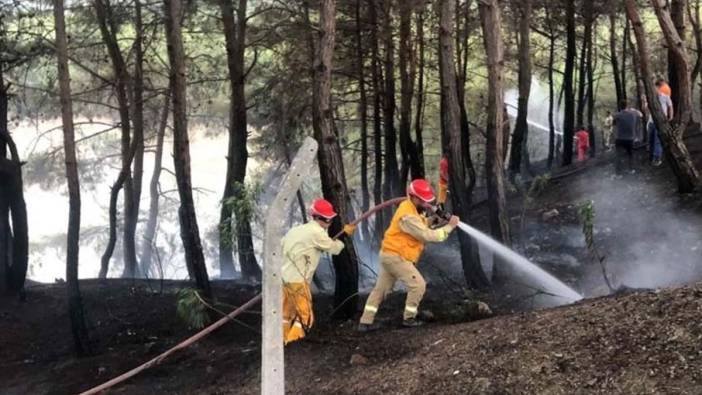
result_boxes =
[656,78,672,97]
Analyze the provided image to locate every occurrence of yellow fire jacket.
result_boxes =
[281,221,344,283]
[381,199,456,263]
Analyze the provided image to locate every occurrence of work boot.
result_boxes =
[357,323,380,333]
[402,318,425,328]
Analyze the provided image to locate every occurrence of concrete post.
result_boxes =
[262,137,319,395]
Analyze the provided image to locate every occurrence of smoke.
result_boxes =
[505,78,564,163]
[572,166,702,293]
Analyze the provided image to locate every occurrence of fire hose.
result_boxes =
[78,197,407,395]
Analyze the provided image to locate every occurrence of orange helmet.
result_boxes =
[407,179,436,203]
[309,198,337,220]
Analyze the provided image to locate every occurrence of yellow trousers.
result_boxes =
[283,282,314,345]
[360,253,427,324]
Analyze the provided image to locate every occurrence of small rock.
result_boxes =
[350,353,369,366]
[98,366,107,375]
[542,209,560,221]
[453,370,460,375]
[206,365,214,374]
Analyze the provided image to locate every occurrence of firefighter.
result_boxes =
[281,198,355,344]
[358,179,459,331]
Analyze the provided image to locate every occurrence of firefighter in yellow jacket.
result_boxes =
[358,179,459,331]
[281,198,355,344]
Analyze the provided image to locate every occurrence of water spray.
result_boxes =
[456,222,583,302]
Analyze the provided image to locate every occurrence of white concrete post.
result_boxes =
[262,137,319,395]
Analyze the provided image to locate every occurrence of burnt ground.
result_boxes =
[2,148,702,394]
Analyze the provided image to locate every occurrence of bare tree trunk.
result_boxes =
[610,7,624,109]
[164,0,212,297]
[455,0,477,194]
[312,0,359,318]
[355,0,371,241]
[414,7,426,177]
[382,0,401,204]
[129,0,145,277]
[218,0,260,281]
[669,0,687,111]
[576,13,589,127]
[398,0,421,182]
[140,93,169,277]
[440,0,489,289]
[562,0,576,165]
[94,0,138,278]
[585,1,596,157]
[508,0,532,179]
[368,0,384,243]
[622,17,630,102]
[587,16,596,157]
[0,70,28,297]
[547,17,556,169]
[53,0,90,355]
[626,0,699,193]
[480,0,511,244]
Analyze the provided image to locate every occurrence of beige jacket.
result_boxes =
[281,221,344,283]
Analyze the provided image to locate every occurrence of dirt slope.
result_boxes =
[3,281,702,394]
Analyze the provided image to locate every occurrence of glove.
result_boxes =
[343,223,356,236]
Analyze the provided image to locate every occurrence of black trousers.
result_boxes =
[615,139,634,174]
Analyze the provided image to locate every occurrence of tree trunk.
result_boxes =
[440,0,489,289]
[626,0,699,193]
[355,0,371,241]
[455,0,477,194]
[414,8,426,177]
[610,9,624,109]
[585,2,596,157]
[164,0,212,297]
[128,0,145,278]
[53,0,90,355]
[508,0,532,179]
[398,0,421,182]
[669,0,687,111]
[312,0,359,318]
[562,0,576,166]
[622,17,629,102]
[479,0,511,244]
[382,0,401,204]
[0,72,28,297]
[218,0,260,281]
[94,0,137,278]
[368,0,384,243]
[140,93,169,277]
[547,21,556,169]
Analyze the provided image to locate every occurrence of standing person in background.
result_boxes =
[613,100,644,175]
[575,126,590,162]
[649,80,674,167]
[656,78,672,97]
[604,111,614,151]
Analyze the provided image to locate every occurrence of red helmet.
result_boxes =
[309,198,337,220]
[407,179,436,203]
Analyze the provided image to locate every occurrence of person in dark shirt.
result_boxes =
[613,100,643,174]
